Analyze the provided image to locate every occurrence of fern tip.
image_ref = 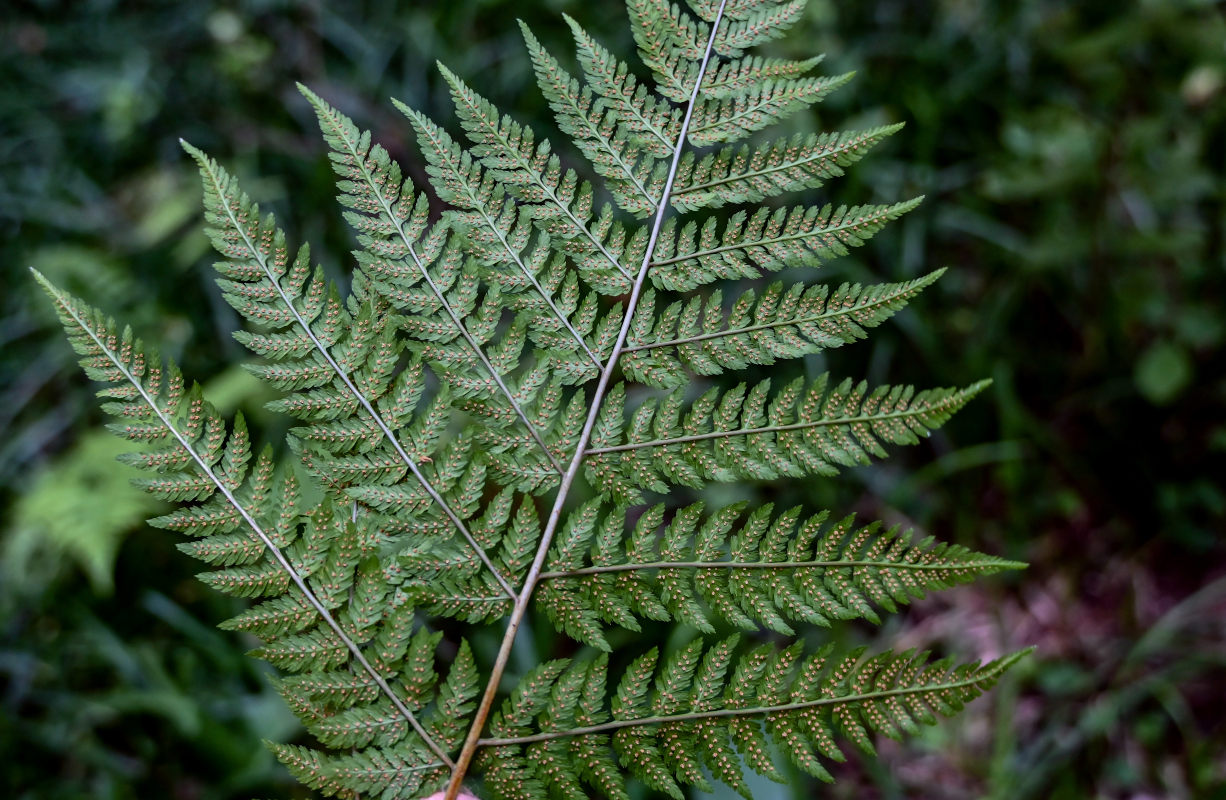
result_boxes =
[966,378,994,396]
[561,12,582,32]
[835,70,857,84]
[29,268,63,300]
[992,646,1037,675]
[389,96,414,116]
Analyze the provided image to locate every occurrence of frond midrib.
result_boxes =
[443,3,735,793]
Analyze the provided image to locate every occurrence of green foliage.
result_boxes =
[35,1,1033,798]
[478,643,1032,800]
[4,430,158,594]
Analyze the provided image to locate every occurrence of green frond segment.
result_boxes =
[700,54,825,98]
[706,0,809,54]
[626,0,709,102]
[644,0,836,151]
[650,198,923,292]
[34,272,459,769]
[270,740,447,800]
[521,20,660,214]
[300,86,569,493]
[399,90,633,304]
[393,494,1022,653]
[268,637,480,799]
[624,271,945,389]
[183,138,520,594]
[435,61,638,300]
[533,501,1023,649]
[182,140,417,488]
[586,374,990,500]
[476,640,1032,800]
[666,124,904,215]
[392,71,620,384]
[565,14,681,158]
[688,70,853,146]
[293,85,445,292]
[389,492,544,627]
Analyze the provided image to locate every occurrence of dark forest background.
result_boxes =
[2,1,1224,798]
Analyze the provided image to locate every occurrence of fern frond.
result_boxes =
[394,492,544,626]
[436,63,638,295]
[700,53,824,96]
[271,740,448,799]
[44,1,1028,797]
[183,140,519,597]
[586,375,989,498]
[299,87,565,479]
[390,96,606,381]
[688,71,852,145]
[710,0,807,55]
[624,270,944,387]
[475,641,1032,800]
[651,198,922,290]
[626,0,708,101]
[34,271,456,768]
[521,21,660,214]
[533,501,1024,648]
[427,496,1023,652]
[665,124,904,214]
[566,15,682,157]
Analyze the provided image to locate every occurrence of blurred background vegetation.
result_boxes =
[2,0,1224,798]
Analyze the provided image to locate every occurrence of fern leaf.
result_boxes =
[711,0,807,55]
[535,502,1024,647]
[301,88,564,480]
[669,124,904,213]
[624,270,945,387]
[626,0,708,101]
[476,641,1032,799]
[700,53,825,97]
[688,71,853,145]
[393,86,607,379]
[43,2,1029,797]
[587,375,990,495]
[438,63,637,294]
[34,272,455,768]
[651,198,923,291]
[183,140,517,597]
[522,21,659,214]
[270,740,448,799]
[566,14,682,157]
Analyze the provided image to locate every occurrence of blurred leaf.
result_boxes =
[1134,340,1193,405]
[5,431,158,595]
